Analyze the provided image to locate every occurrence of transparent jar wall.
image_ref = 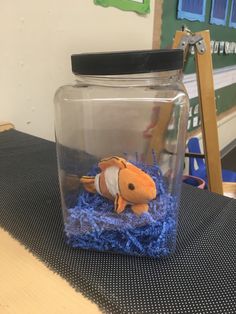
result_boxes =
[54,71,189,257]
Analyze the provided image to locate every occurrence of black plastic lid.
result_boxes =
[71,49,184,75]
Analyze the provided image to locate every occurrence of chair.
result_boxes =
[188,137,236,183]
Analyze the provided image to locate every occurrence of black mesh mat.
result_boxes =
[0,129,236,314]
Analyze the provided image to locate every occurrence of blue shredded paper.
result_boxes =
[65,159,178,258]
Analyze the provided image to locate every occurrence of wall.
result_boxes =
[0,0,154,141]
[1,0,235,151]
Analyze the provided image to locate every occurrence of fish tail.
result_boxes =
[80,176,96,193]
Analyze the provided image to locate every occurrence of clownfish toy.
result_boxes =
[80,156,157,215]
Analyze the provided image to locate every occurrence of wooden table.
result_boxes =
[0,228,101,314]
[0,122,101,313]
[223,182,236,199]
[1,126,235,313]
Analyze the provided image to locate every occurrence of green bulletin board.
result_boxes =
[161,0,236,132]
[161,0,236,73]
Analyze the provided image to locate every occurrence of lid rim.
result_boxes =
[71,49,184,76]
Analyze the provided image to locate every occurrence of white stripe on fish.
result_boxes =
[104,166,119,198]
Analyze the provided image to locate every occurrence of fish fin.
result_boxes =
[114,194,127,214]
[99,156,127,171]
[126,162,143,174]
[131,204,149,216]
[80,176,96,193]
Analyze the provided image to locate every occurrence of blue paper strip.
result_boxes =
[177,0,207,22]
[229,0,236,28]
[210,0,229,26]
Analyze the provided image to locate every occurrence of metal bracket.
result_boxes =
[178,34,206,54]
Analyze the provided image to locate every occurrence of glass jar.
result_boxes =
[54,49,189,258]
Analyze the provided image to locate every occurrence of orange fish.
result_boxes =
[80,156,157,215]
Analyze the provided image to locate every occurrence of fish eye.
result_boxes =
[128,183,135,191]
